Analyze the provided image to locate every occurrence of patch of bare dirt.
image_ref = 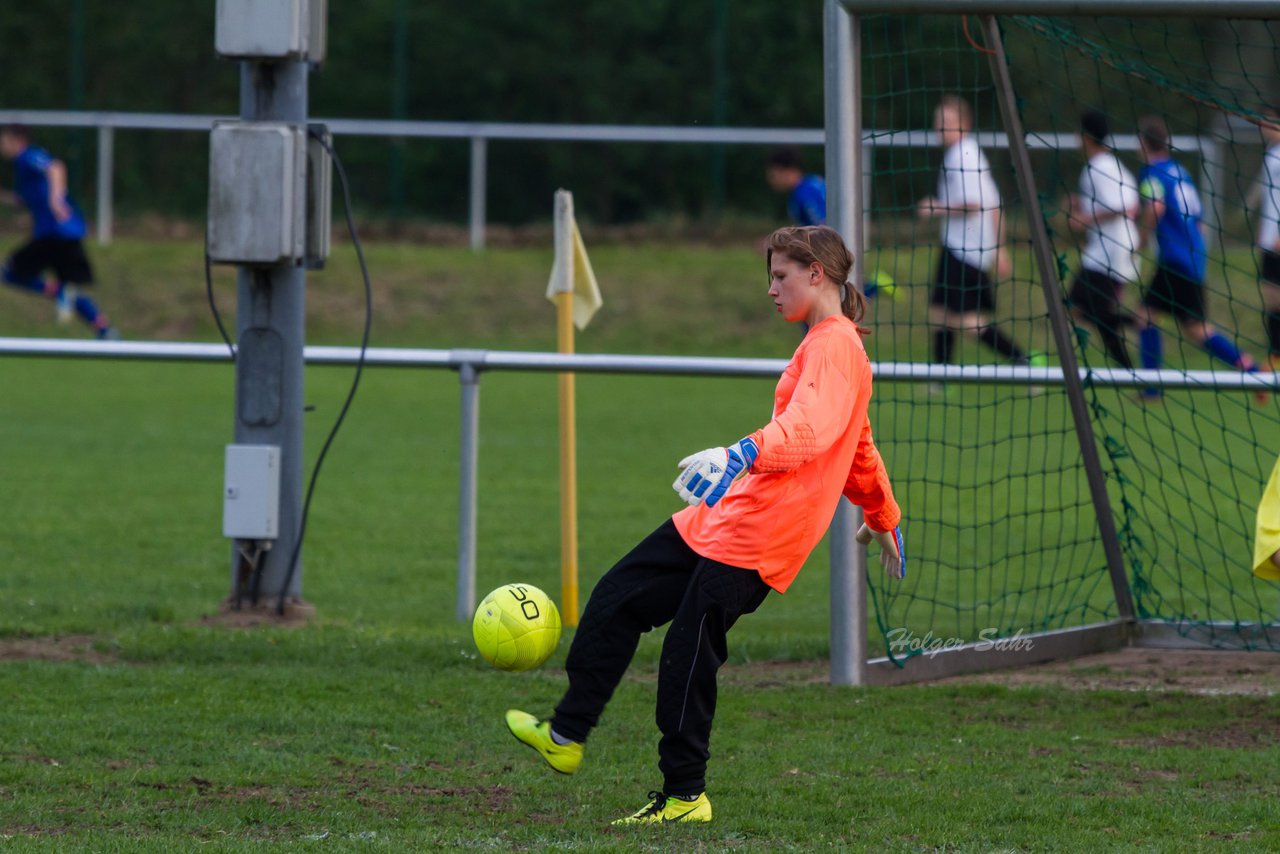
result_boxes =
[940,648,1280,696]
[197,597,315,629]
[0,635,116,665]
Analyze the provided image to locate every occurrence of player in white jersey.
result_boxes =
[917,95,1037,384]
[1066,109,1141,369]
[1257,104,1280,370]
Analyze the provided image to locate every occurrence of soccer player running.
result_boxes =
[1134,115,1260,400]
[1255,104,1280,372]
[0,125,118,339]
[1066,109,1142,369]
[917,95,1039,391]
[506,225,905,825]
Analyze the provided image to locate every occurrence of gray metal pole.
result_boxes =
[95,126,113,246]
[824,0,868,687]
[229,60,310,606]
[469,136,487,251]
[983,16,1135,621]
[456,359,481,621]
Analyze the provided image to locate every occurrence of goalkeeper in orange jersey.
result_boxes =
[505,225,904,825]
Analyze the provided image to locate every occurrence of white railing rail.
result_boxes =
[0,109,1216,251]
[5,336,1276,679]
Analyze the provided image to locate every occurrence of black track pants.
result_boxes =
[551,518,771,795]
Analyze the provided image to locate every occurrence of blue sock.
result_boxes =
[1203,332,1245,369]
[1139,326,1163,370]
[74,293,104,328]
[2,264,50,296]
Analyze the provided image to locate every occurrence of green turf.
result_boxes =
[1,237,1279,849]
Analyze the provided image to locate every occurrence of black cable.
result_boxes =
[276,129,372,614]
[205,250,237,360]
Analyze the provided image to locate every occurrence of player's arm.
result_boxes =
[1261,157,1280,252]
[992,204,1013,279]
[844,418,905,578]
[1137,175,1164,247]
[674,343,857,507]
[918,194,987,219]
[46,159,73,223]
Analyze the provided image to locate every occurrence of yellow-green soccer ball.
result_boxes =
[472,584,562,671]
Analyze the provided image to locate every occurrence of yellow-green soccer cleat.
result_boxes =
[611,790,712,825]
[504,709,582,775]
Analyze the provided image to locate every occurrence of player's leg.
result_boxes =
[52,239,117,339]
[930,252,958,368]
[508,519,700,775]
[652,559,769,802]
[1168,272,1261,373]
[1073,269,1135,370]
[549,518,699,743]
[927,253,961,396]
[1,239,59,298]
[960,259,1034,365]
[1137,272,1171,399]
[608,558,771,823]
[1259,250,1280,370]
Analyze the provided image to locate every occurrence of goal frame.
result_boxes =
[825,0,1280,685]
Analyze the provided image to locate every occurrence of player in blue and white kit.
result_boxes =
[1067,110,1140,369]
[0,125,117,339]
[1135,115,1259,398]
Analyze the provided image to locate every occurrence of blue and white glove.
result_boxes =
[856,523,906,579]
[673,437,759,508]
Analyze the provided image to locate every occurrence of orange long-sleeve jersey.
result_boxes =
[673,314,900,592]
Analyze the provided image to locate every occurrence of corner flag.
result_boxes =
[546,190,603,330]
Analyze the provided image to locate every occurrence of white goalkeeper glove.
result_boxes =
[856,523,906,579]
[673,437,759,508]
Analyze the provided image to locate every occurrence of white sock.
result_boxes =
[549,727,574,745]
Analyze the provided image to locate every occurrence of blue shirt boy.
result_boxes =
[1138,157,1205,282]
[14,145,87,241]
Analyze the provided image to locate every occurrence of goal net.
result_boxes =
[852,7,1280,674]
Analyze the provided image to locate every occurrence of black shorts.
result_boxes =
[1141,266,1204,321]
[1069,268,1132,329]
[930,250,995,314]
[1261,249,1280,286]
[6,237,95,286]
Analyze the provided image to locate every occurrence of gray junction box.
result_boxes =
[207,122,308,266]
[215,0,327,62]
[223,444,282,541]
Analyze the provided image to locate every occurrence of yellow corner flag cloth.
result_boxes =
[1254,453,1280,581]
[546,220,603,331]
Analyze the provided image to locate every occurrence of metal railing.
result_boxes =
[4,336,1278,680]
[0,109,1218,251]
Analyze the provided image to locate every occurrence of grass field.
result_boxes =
[2,235,1279,850]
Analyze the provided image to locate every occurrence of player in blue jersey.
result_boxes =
[765,147,896,301]
[1135,115,1259,399]
[0,125,118,339]
[766,147,826,226]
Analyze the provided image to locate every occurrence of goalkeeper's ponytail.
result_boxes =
[764,225,869,334]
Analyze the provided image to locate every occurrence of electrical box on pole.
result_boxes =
[207,123,308,266]
[223,445,281,540]
[215,0,327,62]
